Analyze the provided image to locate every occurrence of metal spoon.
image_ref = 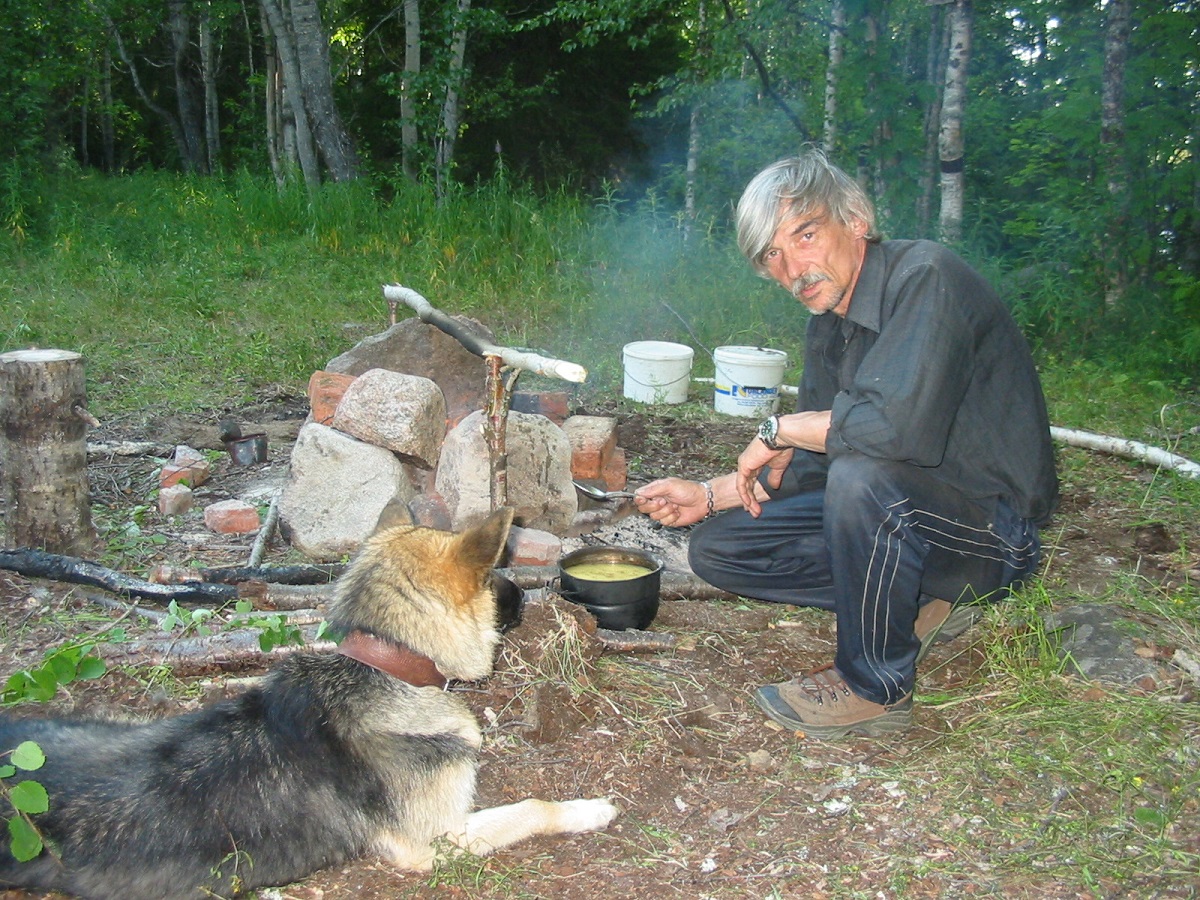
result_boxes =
[573,481,638,501]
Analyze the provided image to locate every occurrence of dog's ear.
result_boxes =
[374,496,414,532]
[456,507,514,573]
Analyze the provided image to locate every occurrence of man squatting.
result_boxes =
[634,149,1059,740]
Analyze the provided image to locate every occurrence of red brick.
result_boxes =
[158,484,193,516]
[511,391,570,425]
[204,500,261,534]
[160,459,211,488]
[308,370,357,426]
[506,525,562,567]
[562,415,618,480]
[602,446,628,492]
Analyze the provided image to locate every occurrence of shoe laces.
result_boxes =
[796,664,853,706]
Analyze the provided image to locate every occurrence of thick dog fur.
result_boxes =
[0,505,617,899]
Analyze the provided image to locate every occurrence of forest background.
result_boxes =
[1,0,1198,412]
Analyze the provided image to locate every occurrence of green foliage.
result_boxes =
[0,741,48,863]
[94,504,169,568]
[161,601,217,637]
[230,600,313,652]
[1162,270,1200,373]
[2,642,108,706]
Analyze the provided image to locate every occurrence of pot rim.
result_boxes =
[558,545,664,579]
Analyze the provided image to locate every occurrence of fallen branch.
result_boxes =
[382,284,588,383]
[86,440,171,459]
[247,494,282,567]
[594,628,677,652]
[1172,648,1200,688]
[0,549,240,604]
[149,563,345,586]
[1050,426,1200,480]
[97,625,334,676]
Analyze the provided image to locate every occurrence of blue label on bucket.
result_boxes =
[715,384,779,398]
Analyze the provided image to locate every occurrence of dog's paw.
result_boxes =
[557,798,619,833]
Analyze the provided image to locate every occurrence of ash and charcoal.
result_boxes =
[561,506,695,577]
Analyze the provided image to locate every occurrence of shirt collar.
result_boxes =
[841,241,884,333]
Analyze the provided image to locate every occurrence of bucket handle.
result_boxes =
[624,371,691,389]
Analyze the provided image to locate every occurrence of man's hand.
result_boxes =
[633,478,710,527]
[735,441,793,517]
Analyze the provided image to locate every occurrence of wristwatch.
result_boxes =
[756,414,783,450]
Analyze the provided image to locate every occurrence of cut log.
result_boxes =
[0,349,98,554]
[1050,426,1200,480]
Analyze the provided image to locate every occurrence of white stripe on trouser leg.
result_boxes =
[858,513,908,697]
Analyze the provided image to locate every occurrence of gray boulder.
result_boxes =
[332,368,446,470]
[436,410,577,533]
[278,423,415,561]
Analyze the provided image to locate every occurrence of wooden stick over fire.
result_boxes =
[383,284,589,510]
[382,284,588,383]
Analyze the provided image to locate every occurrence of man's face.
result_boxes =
[760,206,868,317]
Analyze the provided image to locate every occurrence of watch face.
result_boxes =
[758,416,778,447]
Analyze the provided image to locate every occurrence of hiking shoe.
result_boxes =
[752,665,913,740]
[914,599,982,664]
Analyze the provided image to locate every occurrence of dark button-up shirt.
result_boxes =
[787,239,1058,523]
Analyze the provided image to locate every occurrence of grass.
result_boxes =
[1,168,797,421]
[856,579,1200,896]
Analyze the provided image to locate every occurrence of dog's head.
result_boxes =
[327,501,519,682]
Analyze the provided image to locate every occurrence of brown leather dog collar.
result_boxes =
[337,630,448,689]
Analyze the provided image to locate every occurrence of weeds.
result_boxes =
[0,741,48,862]
[888,579,1200,895]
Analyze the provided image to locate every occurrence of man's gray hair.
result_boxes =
[736,149,877,276]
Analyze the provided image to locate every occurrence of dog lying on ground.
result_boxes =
[0,503,617,899]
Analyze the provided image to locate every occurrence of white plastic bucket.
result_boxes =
[713,346,788,417]
[622,341,694,404]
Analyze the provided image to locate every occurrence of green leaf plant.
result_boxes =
[1,641,107,706]
[0,740,49,862]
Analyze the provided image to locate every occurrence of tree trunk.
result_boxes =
[167,0,205,173]
[401,0,420,181]
[101,46,115,172]
[0,350,97,555]
[289,0,359,182]
[199,1,221,175]
[822,0,845,153]
[683,0,707,240]
[260,4,285,185]
[258,0,322,189]
[96,6,194,172]
[862,5,888,218]
[1101,0,1131,308]
[435,0,471,200]
[938,0,972,244]
[684,100,701,238]
[917,2,948,236]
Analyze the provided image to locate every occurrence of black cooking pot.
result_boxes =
[557,546,662,631]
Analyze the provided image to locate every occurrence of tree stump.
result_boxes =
[0,349,97,554]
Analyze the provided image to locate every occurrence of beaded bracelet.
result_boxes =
[701,481,715,519]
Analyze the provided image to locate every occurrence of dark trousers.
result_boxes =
[688,454,1042,705]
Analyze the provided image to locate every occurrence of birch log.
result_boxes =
[382,284,588,383]
[1050,426,1200,480]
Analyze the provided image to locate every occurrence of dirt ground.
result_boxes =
[0,389,1197,899]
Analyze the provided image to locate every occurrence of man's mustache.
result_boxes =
[791,272,829,297]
